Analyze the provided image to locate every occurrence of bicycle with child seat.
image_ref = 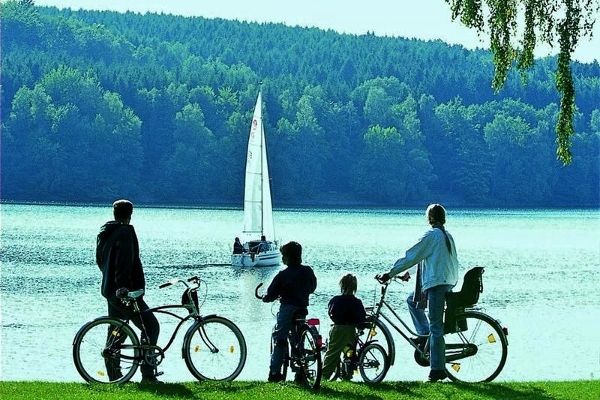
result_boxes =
[365,267,508,383]
[327,326,389,383]
[254,283,323,390]
[73,276,247,383]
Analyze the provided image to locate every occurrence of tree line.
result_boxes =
[1,1,598,207]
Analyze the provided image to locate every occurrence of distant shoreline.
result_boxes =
[2,199,599,211]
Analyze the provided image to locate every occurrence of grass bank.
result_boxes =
[1,380,599,400]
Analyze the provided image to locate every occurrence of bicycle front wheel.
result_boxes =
[363,316,395,366]
[358,342,389,383]
[183,316,247,381]
[444,311,508,383]
[72,317,140,383]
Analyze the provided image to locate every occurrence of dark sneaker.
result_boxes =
[268,372,284,382]
[427,369,448,382]
[140,376,164,384]
[409,336,427,349]
[294,370,306,384]
[108,373,123,382]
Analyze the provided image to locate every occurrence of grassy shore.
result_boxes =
[1,380,599,400]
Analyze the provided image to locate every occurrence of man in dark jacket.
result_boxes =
[262,241,317,382]
[96,199,160,383]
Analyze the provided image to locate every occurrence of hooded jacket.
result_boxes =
[263,264,317,307]
[96,221,145,298]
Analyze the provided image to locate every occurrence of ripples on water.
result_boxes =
[1,204,599,382]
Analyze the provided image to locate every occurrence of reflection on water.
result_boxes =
[1,204,599,382]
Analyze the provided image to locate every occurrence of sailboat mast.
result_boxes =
[260,92,264,237]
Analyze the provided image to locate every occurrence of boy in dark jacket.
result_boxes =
[96,199,160,383]
[262,241,317,382]
[322,274,367,380]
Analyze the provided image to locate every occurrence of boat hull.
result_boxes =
[231,249,280,267]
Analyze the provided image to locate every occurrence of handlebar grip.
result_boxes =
[255,283,264,299]
[159,282,172,289]
[375,274,389,284]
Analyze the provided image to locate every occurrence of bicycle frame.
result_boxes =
[365,280,429,362]
[367,279,495,369]
[116,277,213,360]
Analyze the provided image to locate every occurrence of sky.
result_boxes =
[35,0,600,63]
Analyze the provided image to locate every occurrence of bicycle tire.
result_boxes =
[183,316,247,381]
[297,326,322,389]
[72,317,141,384]
[358,342,389,383]
[364,316,395,366]
[444,310,508,383]
[282,342,290,381]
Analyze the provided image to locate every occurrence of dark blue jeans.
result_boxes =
[107,297,160,378]
[407,284,453,371]
[270,303,305,375]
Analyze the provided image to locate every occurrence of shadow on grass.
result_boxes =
[85,382,195,398]
[455,382,560,400]
[136,382,197,398]
[318,383,396,400]
[371,381,560,400]
[185,381,264,393]
[360,381,423,398]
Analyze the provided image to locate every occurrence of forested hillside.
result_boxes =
[2,1,599,206]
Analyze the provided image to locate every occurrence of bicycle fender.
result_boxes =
[180,314,222,359]
[375,321,396,366]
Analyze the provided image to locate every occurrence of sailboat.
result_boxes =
[231,90,280,267]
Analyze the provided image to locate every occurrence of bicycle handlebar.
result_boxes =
[255,283,264,299]
[158,276,199,290]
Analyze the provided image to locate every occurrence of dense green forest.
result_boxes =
[1,1,599,207]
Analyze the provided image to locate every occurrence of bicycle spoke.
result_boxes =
[359,343,388,383]
[445,311,507,382]
[297,329,322,389]
[184,317,247,381]
[73,318,140,384]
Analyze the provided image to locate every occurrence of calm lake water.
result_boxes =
[1,203,599,382]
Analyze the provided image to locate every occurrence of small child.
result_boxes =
[322,273,367,380]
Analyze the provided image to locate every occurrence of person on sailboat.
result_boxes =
[258,235,268,253]
[261,241,317,383]
[378,204,459,382]
[233,237,244,254]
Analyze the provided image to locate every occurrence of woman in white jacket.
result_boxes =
[379,204,459,382]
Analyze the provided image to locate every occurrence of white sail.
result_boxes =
[242,91,275,242]
[261,122,275,240]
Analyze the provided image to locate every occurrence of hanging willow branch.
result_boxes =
[446,0,599,165]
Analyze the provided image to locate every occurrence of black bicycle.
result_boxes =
[73,276,247,383]
[255,283,323,389]
[328,327,389,383]
[367,267,509,383]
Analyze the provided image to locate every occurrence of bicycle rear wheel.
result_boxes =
[358,343,389,383]
[72,317,140,383]
[444,311,508,383]
[298,327,322,389]
[183,316,247,381]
